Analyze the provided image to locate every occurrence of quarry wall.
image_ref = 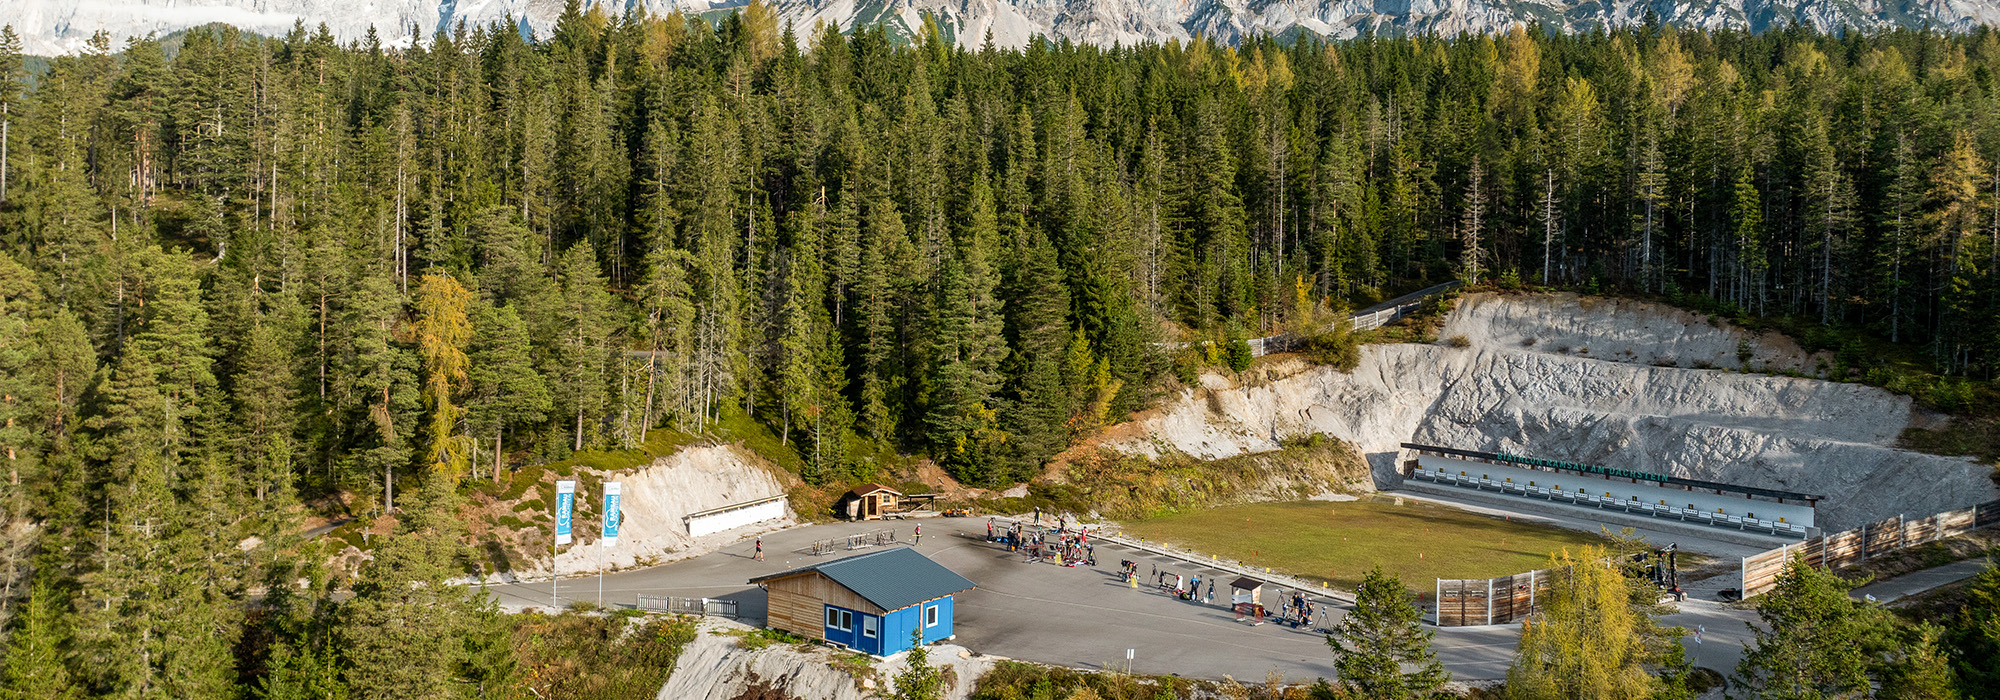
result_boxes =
[543,445,795,577]
[1102,293,1998,531]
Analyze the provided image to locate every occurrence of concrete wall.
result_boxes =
[688,497,788,537]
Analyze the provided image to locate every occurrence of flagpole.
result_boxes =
[598,482,621,610]
[553,480,577,611]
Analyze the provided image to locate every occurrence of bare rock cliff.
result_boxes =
[1105,293,1997,531]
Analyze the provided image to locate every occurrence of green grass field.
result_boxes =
[1127,499,1605,592]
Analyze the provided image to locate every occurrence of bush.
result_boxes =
[1301,326,1361,370]
[1171,347,1205,385]
[509,614,698,698]
[1446,335,1471,348]
[1224,335,1254,372]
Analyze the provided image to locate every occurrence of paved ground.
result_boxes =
[1851,558,1993,604]
[482,508,1988,683]
[488,514,1754,682]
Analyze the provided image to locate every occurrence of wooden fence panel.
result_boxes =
[1863,515,1904,558]
[1742,500,2000,600]
[1905,515,1938,546]
[1436,579,1489,627]
[1938,508,1978,539]
[1820,529,1861,570]
[1437,570,1551,626]
[1978,502,2000,529]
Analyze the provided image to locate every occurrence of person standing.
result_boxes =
[753,537,764,561]
[986,518,994,541]
[913,523,922,546]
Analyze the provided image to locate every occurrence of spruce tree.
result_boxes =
[336,477,478,700]
[1001,233,1071,476]
[467,303,550,482]
[1732,556,1885,698]
[1327,566,1448,699]
[0,582,81,700]
[1945,561,1999,699]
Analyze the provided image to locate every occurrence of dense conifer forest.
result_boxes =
[2,1,2000,695]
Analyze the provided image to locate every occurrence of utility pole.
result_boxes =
[2,102,9,202]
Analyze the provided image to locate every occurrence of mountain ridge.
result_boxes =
[6,0,1998,56]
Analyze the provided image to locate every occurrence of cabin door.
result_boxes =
[865,494,879,518]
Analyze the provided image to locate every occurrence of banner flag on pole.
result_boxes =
[554,480,576,545]
[601,482,622,546]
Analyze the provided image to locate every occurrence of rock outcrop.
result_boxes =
[537,445,795,578]
[658,619,992,700]
[1103,293,1997,531]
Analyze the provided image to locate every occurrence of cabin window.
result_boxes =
[826,607,852,632]
[925,604,940,627]
[862,615,878,638]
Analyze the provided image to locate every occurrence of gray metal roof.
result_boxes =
[750,546,975,612]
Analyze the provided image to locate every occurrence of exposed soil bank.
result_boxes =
[1100,293,1997,531]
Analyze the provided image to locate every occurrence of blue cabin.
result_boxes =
[751,546,974,657]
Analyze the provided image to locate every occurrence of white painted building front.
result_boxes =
[687,495,789,537]
[1411,454,1816,533]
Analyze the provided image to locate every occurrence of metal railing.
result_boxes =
[1160,281,1461,358]
[804,528,900,555]
[636,595,739,618]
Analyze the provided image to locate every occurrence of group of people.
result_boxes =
[1139,564,1216,603]
[988,517,1097,567]
[1277,589,1330,632]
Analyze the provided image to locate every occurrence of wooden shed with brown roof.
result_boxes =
[839,483,902,520]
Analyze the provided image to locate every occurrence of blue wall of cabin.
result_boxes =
[817,594,957,657]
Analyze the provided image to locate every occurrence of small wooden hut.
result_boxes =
[840,484,903,520]
[1230,576,1266,623]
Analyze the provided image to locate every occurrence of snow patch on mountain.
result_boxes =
[9,0,1999,55]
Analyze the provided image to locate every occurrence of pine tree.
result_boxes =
[342,271,414,513]
[1945,561,1999,699]
[0,582,82,700]
[1327,566,1449,699]
[0,252,44,615]
[467,303,550,482]
[552,245,615,452]
[336,477,478,700]
[1732,556,1884,698]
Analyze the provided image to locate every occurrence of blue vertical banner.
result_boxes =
[554,480,576,545]
[601,482,622,546]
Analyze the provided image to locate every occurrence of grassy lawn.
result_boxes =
[1127,499,1605,592]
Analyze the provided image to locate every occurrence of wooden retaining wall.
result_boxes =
[1436,569,1551,626]
[1741,500,2000,598]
